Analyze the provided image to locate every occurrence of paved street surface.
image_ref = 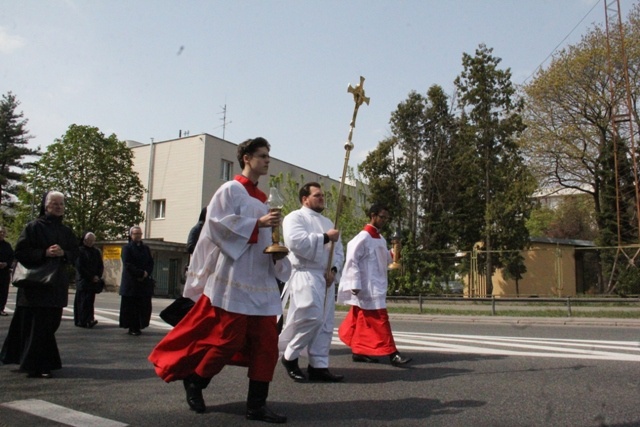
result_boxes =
[1,290,639,426]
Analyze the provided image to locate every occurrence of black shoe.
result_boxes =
[390,353,412,367]
[352,354,379,363]
[307,366,344,382]
[87,320,98,328]
[183,378,206,413]
[1,311,9,316]
[127,329,141,336]
[281,357,306,382]
[246,405,287,423]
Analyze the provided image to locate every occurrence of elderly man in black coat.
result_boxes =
[74,231,104,328]
[119,225,154,336]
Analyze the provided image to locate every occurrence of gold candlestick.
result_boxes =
[264,187,289,258]
[388,228,402,270]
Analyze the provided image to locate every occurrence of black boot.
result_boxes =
[183,373,210,413]
[281,356,306,382]
[246,380,287,423]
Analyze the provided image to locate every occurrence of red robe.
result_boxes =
[338,224,397,356]
[148,175,279,383]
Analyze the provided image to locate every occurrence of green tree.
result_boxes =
[270,171,367,249]
[390,91,427,236]
[526,205,555,238]
[522,5,640,293]
[358,136,403,221]
[25,124,144,239]
[454,44,534,295]
[0,92,39,207]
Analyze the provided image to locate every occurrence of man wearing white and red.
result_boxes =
[148,137,291,424]
[337,204,412,367]
[279,182,344,383]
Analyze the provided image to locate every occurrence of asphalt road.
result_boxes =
[0,290,639,426]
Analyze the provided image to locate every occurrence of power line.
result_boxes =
[521,0,602,85]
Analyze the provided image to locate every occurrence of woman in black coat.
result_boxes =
[119,226,154,336]
[0,191,78,378]
[74,231,104,328]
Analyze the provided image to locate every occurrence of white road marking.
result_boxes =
[332,330,640,362]
[54,305,640,362]
[1,399,128,427]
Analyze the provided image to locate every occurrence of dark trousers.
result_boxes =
[74,288,96,326]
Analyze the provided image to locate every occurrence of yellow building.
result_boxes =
[466,237,596,297]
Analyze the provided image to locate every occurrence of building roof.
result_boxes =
[530,236,594,247]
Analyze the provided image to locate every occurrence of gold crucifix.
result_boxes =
[347,76,370,130]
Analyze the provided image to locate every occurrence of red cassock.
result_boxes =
[338,306,397,356]
[148,294,278,383]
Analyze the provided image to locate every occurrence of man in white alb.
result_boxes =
[279,182,345,382]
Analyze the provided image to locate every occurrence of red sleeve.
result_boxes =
[248,221,259,244]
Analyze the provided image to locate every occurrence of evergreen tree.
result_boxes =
[454,44,533,295]
[0,92,39,207]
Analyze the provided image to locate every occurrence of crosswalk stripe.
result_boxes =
[1,399,128,427]
[332,330,640,362]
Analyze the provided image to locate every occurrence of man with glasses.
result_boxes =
[336,204,412,367]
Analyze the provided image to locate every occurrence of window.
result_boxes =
[153,199,166,219]
[221,159,233,181]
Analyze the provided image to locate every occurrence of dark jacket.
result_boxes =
[75,245,104,291]
[186,222,204,255]
[186,207,207,255]
[119,240,154,297]
[15,215,78,308]
[0,239,14,283]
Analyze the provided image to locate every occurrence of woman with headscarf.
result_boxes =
[73,231,104,328]
[0,191,78,378]
[119,225,154,336]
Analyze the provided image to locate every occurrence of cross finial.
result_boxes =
[347,76,370,129]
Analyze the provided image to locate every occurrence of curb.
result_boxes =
[387,313,640,327]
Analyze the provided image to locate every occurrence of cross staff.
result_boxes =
[325,76,370,291]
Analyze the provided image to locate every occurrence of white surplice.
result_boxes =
[183,180,291,316]
[337,230,392,310]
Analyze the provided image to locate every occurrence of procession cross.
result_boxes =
[345,76,370,146]
[325,76,370,307]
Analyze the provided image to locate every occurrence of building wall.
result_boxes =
[133,137,206,244]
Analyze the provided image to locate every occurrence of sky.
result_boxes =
[1,0,636,180]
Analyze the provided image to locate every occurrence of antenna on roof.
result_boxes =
[218,104,232,140]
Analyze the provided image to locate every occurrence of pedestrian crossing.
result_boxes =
[333,331,640,362]
[9,307,636,362]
